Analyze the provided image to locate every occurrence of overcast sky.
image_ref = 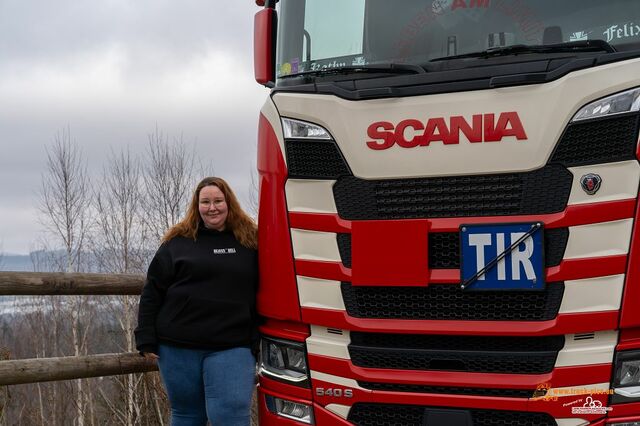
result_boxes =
[0,0,268,254]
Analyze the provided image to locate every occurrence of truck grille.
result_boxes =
[349,333,563,374]
[357,382,536,398]
[285,139,350,179]
[341,282,564,321]
[550,113,640,167]
[348,404,556,426]
[337,228,568,269]
[333,164,572,220]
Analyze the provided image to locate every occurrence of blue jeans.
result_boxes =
[157,345,255,426]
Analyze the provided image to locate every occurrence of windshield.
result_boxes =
[275,0,640,79]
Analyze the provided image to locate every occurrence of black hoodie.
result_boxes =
[134,226,258,354]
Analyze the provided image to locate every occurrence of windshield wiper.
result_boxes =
[430,40,616,62]
[280,62,426,78]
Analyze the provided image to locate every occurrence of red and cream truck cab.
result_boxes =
[253,1,640,425]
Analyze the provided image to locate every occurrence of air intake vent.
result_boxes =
[285,139,350,179]
[348,404,557,426]
[327,328,343,335]
[333,164,572,220]
[341,282,564,321]
[550,113,639,167]
[357,382,536,398]
[348,333,564,375]
[573,333,596,341]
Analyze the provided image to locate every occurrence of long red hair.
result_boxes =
[162,177,257,249]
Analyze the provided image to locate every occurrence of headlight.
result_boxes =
[572,86,640,122]
[265,395,314,424]
[260,337,309,386]
[619,360,640,386]
[613,350,640,399]
[282,117,332,139]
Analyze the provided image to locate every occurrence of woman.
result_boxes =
[135,177,258,426]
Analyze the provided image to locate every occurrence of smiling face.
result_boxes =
[198,185,228,231]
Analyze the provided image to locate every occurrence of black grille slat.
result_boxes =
[285,139,350,179]
[550,114,639,167]
[333,164,572,220]
[349,333,565,351]
[338,228,568,269]
[357,382,536,398]
[341,282,564,321]
[348,334,564,375]
[348,404,557,426]
[349,347,557,374]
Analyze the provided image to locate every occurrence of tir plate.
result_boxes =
[460,222,545,291]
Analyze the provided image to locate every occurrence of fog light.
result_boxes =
[276,398,313,423]
[260,337,309,386]
[266,395,314,424]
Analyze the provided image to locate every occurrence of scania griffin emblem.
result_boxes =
[580,173,602,195]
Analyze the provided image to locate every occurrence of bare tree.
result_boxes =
[90,147,168,425]
[142,126,199,242]
[39,126,93,425]
[93,148,146,275]
[29,242,56,273]
[40,126,91,273]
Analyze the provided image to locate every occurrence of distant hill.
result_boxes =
[1,250,69,272]
[0,250,153,273]
[1,254,35,272]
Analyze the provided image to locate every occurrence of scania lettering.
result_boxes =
[252,1,640,425]
[366,111,528,149]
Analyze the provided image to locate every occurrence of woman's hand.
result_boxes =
[142,352,159,360]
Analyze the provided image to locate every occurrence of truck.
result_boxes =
[252,1,640,425]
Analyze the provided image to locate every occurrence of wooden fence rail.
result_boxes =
[0,353,157,386]
[0,272,144,295]
[0,272,155,386]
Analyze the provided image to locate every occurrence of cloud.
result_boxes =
[0,0,256,65]
[0,0,268,254]
[0,205,40,255]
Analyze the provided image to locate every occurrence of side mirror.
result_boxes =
[254,8,275,86]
